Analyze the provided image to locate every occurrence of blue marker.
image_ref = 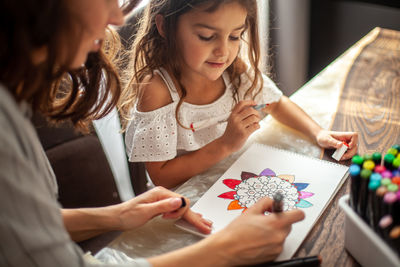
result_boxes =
[367,179,381,229]
[349,164,361,210]
[253,103,267,110]
[370,173,382,183]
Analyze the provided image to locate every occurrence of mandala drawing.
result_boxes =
[218,168,314,212]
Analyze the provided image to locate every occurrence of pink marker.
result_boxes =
[382,170,393,179]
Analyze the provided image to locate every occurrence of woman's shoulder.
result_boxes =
[136,72,174,112]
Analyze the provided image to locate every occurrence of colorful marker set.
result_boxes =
[349,144,400,256]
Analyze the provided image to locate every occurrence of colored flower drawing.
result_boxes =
[218,168,314,212]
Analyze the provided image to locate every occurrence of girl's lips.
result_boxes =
[206,61,225,68]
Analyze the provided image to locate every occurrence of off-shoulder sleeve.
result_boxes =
[125,103,178,162]
[238,69,283,104]
[257,73,283,104]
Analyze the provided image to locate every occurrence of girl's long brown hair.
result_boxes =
[0,0,136,132]
[119,0,262,130]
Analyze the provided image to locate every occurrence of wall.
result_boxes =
[308,0,400,79]
[269,0,311,96]
[268,0,400,96]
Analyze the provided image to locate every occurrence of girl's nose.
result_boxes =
[213,39,229,58]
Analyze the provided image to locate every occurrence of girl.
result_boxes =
[121,0,358,189]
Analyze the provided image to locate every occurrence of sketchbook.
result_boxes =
[175,143,349,261]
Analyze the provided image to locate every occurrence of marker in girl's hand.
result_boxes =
[253,103,268,111]
[332,142,349,161]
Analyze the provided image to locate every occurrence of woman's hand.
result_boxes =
[316,129,358,160]
[203,197,305,266]
[117,186,212,233]
[219,100,261,153]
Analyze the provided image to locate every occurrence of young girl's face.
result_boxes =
[175,1,247,81]
[64,0,124,68]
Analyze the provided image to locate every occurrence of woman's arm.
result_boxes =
[62,207,120,242]
[62,187,212,242]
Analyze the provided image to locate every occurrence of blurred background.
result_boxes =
[267,0,400,96]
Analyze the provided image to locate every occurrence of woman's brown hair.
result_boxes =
[119,0,262,130]
[0,0,136,132]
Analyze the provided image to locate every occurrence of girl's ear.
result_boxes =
[155,14,166,38]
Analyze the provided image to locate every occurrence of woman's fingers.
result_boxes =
[181,210,213,234]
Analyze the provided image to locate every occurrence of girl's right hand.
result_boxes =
[206,197,305,266]
[219,100,261,153]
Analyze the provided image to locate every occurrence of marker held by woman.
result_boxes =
[272,192,284,213]
[252,255,322,267]
[180,197,186,208]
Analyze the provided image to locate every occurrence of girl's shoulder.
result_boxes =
[136,71,174,112]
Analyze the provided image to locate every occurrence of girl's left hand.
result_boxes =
[316,130,358,160]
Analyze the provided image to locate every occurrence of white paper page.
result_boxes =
[175,143,349,260]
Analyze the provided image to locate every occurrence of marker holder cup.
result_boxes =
[339,195,400,267]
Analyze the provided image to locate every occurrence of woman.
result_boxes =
[0,0,304,266]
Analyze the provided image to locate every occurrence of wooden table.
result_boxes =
[298,27,400,266]
[95,27,400,266]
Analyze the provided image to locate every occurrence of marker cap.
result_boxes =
[360,169,372,179]
[393,158,400,169]
[352,155,364,165]
[253,103,267,110]
[364,154,373,161]
[387,183,399,192]
[384,153,395,164]
[379,215,393,229]
[392,170,400,177]
[389,226,400,239]
[370,173,382,182]
[392,144,400,151]
[381,170,393,179]
[362,160,375,171]
[368,180,380,190]
[384,192,397,204]
[381,178,392,187]
[332,143,348,161]
[377,186,388,197]
[349,164,361,176]
[372,152,382,164]
[387,147,398,156]
[374,165,386,173]
[392,176,400,185]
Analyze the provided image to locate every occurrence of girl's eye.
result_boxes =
[198,34,241,42]
[198,35,214,41]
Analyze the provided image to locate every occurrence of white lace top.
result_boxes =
[125,68,282,162]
